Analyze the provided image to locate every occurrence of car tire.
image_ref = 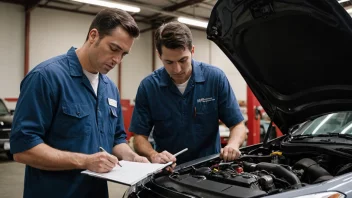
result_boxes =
[6,151,13,160]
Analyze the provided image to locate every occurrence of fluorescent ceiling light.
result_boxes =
[178,17,208,28]
[71,0,140,13]
[346,8,352,14]
[338,0,350,3]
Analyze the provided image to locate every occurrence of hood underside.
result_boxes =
[207,0,352,132]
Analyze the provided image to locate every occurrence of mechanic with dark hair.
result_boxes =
[130,21,246,170]
[10,8,149,198]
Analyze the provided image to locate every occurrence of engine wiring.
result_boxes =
[159,149,351,198]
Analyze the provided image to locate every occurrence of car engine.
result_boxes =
[163,153,334,198]
[131,144,352,198]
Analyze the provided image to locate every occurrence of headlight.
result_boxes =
[294,192,345,198]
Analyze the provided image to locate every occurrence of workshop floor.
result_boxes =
[0,153,130,198]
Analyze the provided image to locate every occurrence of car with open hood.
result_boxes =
[124,0,352,197]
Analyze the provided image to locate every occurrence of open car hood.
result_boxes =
[207,0,352,133]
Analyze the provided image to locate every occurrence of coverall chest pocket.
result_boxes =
[195,100,217,115]
[195,101,218,135]
[59,103,91,138]
[109,106,118,133]
[153,112,173,138]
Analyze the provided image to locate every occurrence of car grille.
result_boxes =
[0,128,10,139]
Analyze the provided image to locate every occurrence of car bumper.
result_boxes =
[0,139,10,152]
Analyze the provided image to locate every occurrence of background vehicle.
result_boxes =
[0,98,13,160]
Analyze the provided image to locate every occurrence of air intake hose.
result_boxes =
[292,158,333,184]
[243,162,301,186]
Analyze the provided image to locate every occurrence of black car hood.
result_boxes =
[207,0,352,133]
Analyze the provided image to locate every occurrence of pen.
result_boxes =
[164,148,189,167]
[99,146,122,167]
[174,148,188,157]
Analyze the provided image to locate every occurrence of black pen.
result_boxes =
[99,146,122,167]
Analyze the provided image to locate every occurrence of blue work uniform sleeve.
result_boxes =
[218,71,244,128]
[114,92,127,146]
[129,83,153,136]
[10,72,53,154]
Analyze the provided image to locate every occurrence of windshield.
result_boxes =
[0,100,8,115]
[293,111,352,136]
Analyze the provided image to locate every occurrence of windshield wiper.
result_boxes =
[334,133,352,140]
[292,133,352,140]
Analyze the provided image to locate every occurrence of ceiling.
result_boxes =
[2,0,352,32]
[2,0,217,31]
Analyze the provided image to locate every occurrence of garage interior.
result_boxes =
[1,0,352,197]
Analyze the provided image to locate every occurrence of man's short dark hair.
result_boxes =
[86,8,139,41]
[154,21,193,55]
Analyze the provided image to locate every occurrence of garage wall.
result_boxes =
[154,29,246,101]
[29,7,152,101]
[29,8,118,85]
[121,25,152,101]
[0,2,25,108]
[0,3,247,108]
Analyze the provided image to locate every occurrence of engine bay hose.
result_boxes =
[244,162,301,186]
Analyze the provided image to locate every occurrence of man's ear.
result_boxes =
[191,45,195,56]
[88,28,99,44]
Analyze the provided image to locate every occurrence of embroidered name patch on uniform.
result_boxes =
[197,97,215,103]
[108,98,117,107]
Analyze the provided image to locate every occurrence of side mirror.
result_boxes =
[10,110,15,115]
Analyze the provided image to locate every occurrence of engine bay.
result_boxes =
[166,153,335,198]
[132,142,352,198]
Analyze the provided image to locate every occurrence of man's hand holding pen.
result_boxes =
[150,150,177,172]
[99,147,122,167]
[149,148,188,172]
[85,151,119,173]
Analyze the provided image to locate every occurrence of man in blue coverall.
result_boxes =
[10,8,149,198]
[129,21,247,170]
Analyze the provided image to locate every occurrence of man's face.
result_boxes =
[159,45,194,84]
[87,26,134,74]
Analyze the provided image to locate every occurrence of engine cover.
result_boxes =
[155,175,267,198]
[207,171,260,189]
